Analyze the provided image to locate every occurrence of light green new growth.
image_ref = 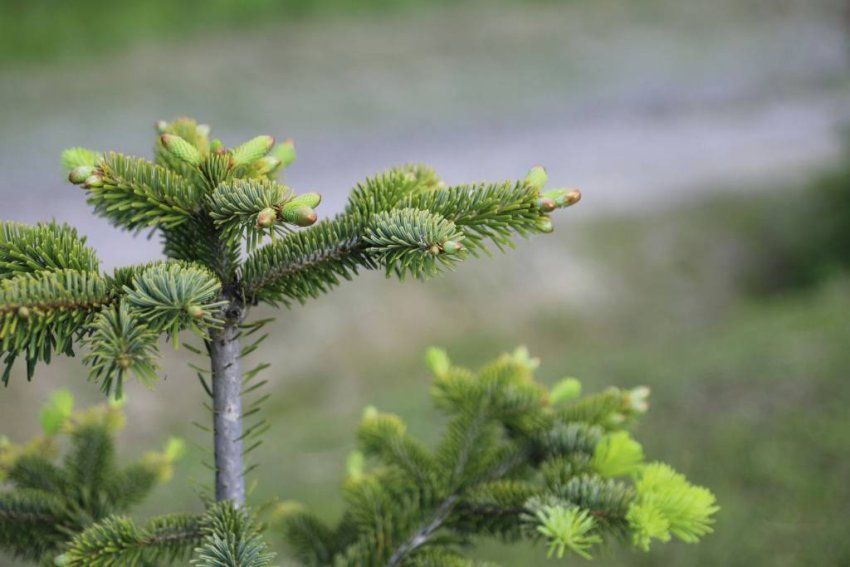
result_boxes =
[534,505,602,559]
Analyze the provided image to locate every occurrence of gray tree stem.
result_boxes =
[210,320,245,505]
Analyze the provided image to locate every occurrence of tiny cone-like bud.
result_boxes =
[535,197,557,213]
[160,134,202,166]
[525,165,548,191]
[288,191,322,209]
[231,135,275,166]
[428,244,441,255]
[68,165,95,184]
[186,305,205,319]
[83,175,103,188]
[281,203,318,226]
[272,138,296,168]
[197,124,211,137]
[17,306,30,319]
[625,386,650,414]
[117,354,131,370]
[542,188,581,207]
[210,138,224,154]
[252,156,282,175]
[424,347,451,378]
[256,207,277,228]
[442,240,464,254]
[155,120,168,133]
[543,189,567,207]
[550,377,582,404]
[537,217,554,233]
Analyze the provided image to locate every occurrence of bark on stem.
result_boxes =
[209,319,246,505]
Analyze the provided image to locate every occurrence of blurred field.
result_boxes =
[2,0,850,565]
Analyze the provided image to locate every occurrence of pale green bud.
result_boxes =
[536,217,554,233]
[17,306,31,319]
[83,175,103,188]
[160,134,202,166]
[68,165,95,184]
[288,191,322,209]
[231,135,275,166]
[625,386,650,414]
[186,305,205,319]
[272,138,296,168]
[424,347,451,377]
[550,377,582,404]
[252,156,282,175]
[525,165,548,191]
[543,189,568,207]
[164,437,187,461]
[442,240,464,254]
[256,207,277,228]
[346,450,365,479]
[281,203,317,226]
[535,197,557,212]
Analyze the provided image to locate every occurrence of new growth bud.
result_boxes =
[252,156,282,176]
[17,306,30,319]
[536,217,554,233]
[281,203,317,227]
[542,188,582,208]
[160,134,203,166]
[231,135,275,167]
[256,207,277,228]
[68,166,95,184]
[272,138,296,168]
[525,165,548,191]
[550,377,582,404]
[186,305,205,319]
[289,192,322,209]
[565,189,581,206]
[442,240,464,254]
[83,175,103,188]
[535,197,557,213]
[155,120,168,133]
[624,386,650,414]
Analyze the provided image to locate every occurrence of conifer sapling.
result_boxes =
[0,117,717,564]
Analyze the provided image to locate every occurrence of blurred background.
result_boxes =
[2,0,850,564]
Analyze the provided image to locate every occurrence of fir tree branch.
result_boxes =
[0,489,70,562]
[83,152,203,231]
[59,514,204,566]
[0,221,100,280]
[1,270,115,383]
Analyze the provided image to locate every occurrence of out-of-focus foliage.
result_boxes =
[0,391,184,565]
[273,347,717,565]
